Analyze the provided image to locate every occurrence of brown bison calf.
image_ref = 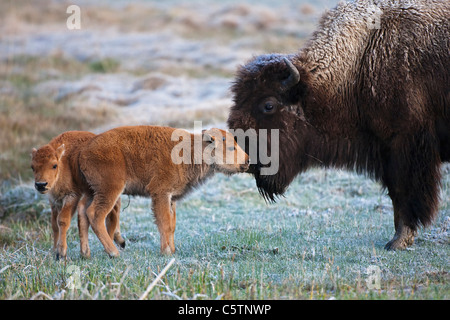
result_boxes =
[31,131,125,259]
[79,126,249,257]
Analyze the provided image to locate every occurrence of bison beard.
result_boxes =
[252,129,302,203]
[254,165,286,203]
[228,0,450,250]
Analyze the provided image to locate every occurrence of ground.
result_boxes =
[0,0,448,300]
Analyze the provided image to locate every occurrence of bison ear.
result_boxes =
[55,144,65,160]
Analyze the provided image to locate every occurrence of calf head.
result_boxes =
[30,144,65,194]
[202,128,249,174]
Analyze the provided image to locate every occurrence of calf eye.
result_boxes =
[53,164,58,169]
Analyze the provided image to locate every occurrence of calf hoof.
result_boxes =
[55,246,67,261]
[116,240,126,249]
[114,233,126,249]
[80,248,91,259]
[161,246,175,256]
[107,250,120,259]
[55,252,67,261]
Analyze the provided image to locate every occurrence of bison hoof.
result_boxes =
[384,232,415,251]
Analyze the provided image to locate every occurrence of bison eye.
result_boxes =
[52,164,58,169]
[260,99,278,114]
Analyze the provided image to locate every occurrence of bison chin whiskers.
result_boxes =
[254,168,287,203]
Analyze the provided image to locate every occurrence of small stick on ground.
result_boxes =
[139,258,176,300]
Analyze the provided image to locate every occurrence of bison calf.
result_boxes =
[79,126,249,257]
[31,131,125,259]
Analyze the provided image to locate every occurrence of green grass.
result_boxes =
[88,58,121,73]
[1,169,448,299]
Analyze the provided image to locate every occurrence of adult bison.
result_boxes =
[227,0,449,250]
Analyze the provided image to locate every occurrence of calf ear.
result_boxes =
[202,131,215,144]
[31,148,37,158]
[56,144,65,160]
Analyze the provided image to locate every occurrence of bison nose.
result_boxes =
[35,182,48,191]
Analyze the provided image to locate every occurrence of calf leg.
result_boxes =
[56,196,79,260]
[78,196,124,258]
[152,194,176,255]
[106,198,126,249]
[77,196,91,259]
[169,201,176,253]
[86,192,122,258]
[50,203,59,251]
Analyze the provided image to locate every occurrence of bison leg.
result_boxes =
[77,196,91,259]
[383,184,417,250]
[106,197,126,249]
[152,194,176,255]
[56,196,79,260]
[383,133,441,250]
[86,193,121,258]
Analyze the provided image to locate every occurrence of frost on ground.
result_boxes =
[421,216,450,245]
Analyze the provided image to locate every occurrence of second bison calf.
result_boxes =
[79,126,249,257]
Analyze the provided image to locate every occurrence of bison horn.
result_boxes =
[281,57,300,90]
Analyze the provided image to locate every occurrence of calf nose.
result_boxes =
[240,161,250,171]
[35,182,48,191]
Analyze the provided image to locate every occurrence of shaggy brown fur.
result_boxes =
[31,131,124,259]
[79,126,249,257]
[228,0,449,250]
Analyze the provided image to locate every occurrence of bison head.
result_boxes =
[228,54,310,202]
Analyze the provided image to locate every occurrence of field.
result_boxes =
[0,0,449,300]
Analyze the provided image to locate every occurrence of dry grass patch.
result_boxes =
[0,54,115,182]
